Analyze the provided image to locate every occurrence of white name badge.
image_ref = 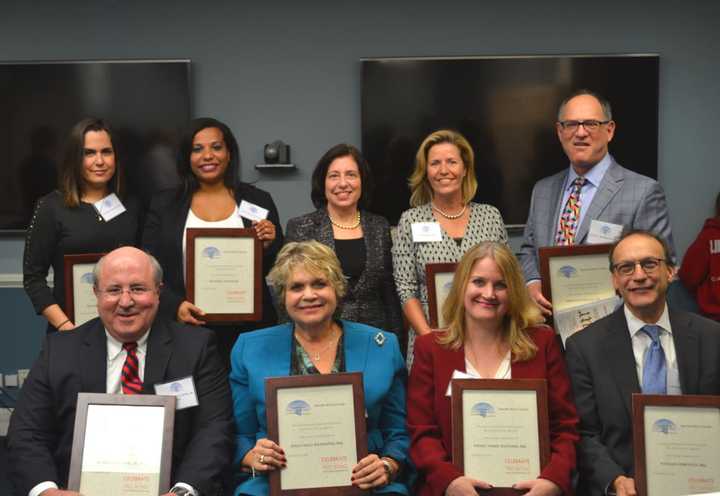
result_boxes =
[93,193,126,222]
[587,219,623,244]
[446,369,476,396]
[411,222,443,242]
[154,375,199,410]
[238,200,269,222]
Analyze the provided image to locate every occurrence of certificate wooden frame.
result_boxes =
[451,379,551,495]
[632,394,720,496]
[538,244,614,332]
[186,227,262,322]
[63,253,104,324]
[68,393,175,494]
[425,262,457,329]
[265,372,368,496]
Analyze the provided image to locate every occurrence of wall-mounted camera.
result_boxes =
[257,140,295,169]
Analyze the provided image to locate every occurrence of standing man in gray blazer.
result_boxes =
[565,231,720,496]
[518,89,675,314]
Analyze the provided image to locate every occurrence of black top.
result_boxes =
[334,237,366,284]
[23,190,141,318]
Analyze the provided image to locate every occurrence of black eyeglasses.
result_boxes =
[558,120,611,133]
[611,257,666,276]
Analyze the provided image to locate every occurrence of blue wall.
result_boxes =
[1,0,718,372]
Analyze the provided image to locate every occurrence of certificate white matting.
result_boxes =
[644,405,720,496]
[433,271,454,328]
[72,262,99,326]
[548,253,615,313]
[277,384,358,490]
[193,236,255,314]
[79,404,165,495]
[461,389,540,487]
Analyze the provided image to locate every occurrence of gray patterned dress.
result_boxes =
[392,202,508,367]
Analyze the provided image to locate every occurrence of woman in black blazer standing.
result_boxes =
[142,117,283,356]
[23,117,140,333]
[285,144,402,335]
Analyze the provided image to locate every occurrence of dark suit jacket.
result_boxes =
[7,318,234,496]
[564,306,720,495]
[285,209,402,333]
[142,184,283,327]
[407,327,579,496]
[518,156,676,282]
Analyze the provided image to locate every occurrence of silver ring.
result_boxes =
[259,454,265,464]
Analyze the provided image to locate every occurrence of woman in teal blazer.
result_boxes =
[230,241,410,495]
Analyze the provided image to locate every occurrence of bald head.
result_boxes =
[93,247,163,290]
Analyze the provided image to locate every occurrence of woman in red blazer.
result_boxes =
[407,242,579,496]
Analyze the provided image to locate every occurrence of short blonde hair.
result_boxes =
[408,129,478,207]
[267,241,347,303]
[438,242,543,362]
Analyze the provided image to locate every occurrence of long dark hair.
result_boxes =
[176,117,240,198]
[59,117,122,207]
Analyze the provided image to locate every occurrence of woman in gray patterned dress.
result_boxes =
[392,129,508,367]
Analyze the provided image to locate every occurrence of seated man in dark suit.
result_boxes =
[7,246,233,496]
[565,231,720,496]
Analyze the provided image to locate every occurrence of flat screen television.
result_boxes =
[0,59,191,233]
[361,54,659,226]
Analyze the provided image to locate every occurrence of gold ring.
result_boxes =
[259,454,265,464]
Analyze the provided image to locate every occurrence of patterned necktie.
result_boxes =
[555,177,587,245]
[121,342,143,395]
[641,325,667,394]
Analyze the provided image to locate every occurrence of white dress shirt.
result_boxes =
[624,304,682,395]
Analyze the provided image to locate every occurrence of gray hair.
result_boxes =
[92,250,164,288]
[557,89,613,121]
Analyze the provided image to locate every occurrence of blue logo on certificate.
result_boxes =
[652,418,677,434]
[202,246,221,259]
[558,265,578,278]
[286,400,311,416]
[470,402,495,417]
[170,382,183,393]
[80,272,94,284]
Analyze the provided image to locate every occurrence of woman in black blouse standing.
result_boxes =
[23,117,140,332]
[142,117,283,358]
[285,144,402,334]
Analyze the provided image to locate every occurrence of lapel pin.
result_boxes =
[374,332,386,347]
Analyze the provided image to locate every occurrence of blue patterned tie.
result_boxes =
[641,325,667,394]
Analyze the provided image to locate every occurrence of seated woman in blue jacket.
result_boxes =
[230,240,410,495]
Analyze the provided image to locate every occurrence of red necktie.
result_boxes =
[555,177,586,246]
[121,342,143,395]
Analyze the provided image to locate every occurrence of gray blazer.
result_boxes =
[285,209,402,334]
[518,156,676,281]
[565,307,720,495]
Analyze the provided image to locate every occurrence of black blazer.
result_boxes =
[565,306,720,495]
[7,318,234,496]
[142,184,283,327]
[285,209,402,334]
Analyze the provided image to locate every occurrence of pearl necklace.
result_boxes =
[295,329,339,361]
[432,203,467,219]
[329,211,361,229]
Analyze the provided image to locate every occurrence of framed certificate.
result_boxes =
[539,244,617,343]
[63,253,104,326]
[186,228,262,322]
[265,372,368,495]
[426,262,458,329]
[633,394,720,496]
[451,379,550,494]
[68,393,175,495]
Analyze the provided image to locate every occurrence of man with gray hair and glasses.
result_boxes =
[518,89,675,316]
[8,246,233,496]
[565,230,720,495]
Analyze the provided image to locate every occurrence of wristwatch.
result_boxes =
[380,457,395,483]
[170,487,192,496]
